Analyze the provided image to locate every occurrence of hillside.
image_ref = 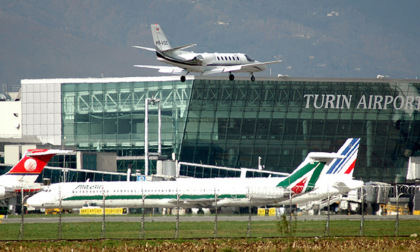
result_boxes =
[1,0,420,89]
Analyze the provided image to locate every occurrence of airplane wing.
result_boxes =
[134,65,186,74]
[163,197,216,208]
[202,60,283,75]
[201,68,230,75]
[28,149,73,156]
[236,60,283,72]
[307,152,345,162]
[201,65,245,75]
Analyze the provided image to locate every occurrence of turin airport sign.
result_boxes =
[303,94,420,111]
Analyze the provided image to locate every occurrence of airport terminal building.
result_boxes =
[20,76,420,183]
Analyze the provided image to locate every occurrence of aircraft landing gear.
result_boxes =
[180,75,186,82]
[229,73,235,81]
[251,74,255,82]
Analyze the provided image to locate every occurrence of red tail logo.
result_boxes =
[7,149,55,175]
[291,177,307,194]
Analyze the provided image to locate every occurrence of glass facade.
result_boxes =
[21,76,420,183]
[60,78,193,172]
[180,78,420,183]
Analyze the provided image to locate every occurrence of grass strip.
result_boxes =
[0,220,419,240]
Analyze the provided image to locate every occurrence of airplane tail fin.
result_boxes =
[325,138,360,176]
[151,24,172,51]
[2,149,73,186]
[276,159,326,195]
[276,143,353,195]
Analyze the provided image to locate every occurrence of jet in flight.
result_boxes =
[27,139,360,210]
[0,149,72,200]
[134,24,282,82]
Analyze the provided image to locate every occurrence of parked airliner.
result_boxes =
[278,138,363,205]
[27,139,360,209]
[134,24,282,82]
[0,149,72,200]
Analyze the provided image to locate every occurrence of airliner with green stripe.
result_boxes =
[27,139,362,210]
[277,138,364,205]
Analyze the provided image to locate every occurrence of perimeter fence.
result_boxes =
[1,184,419,240]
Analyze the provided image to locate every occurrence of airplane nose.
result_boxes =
[26,195,41,208]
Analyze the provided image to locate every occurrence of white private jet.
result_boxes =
[27,139,361,210]
[0,149,73,200]
[134,24,282,82]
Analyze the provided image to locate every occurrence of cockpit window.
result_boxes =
[245,55,255,62]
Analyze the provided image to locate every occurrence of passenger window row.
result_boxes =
[217,56,240,61]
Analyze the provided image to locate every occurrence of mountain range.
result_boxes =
[1,0,420,91]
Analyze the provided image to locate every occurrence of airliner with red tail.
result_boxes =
[0,149,72,200]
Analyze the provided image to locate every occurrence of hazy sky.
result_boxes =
[1,0,420,89]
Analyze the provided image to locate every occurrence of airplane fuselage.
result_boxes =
[27,178,289,210]
[156,50,265,74]
[134,24,280,82]
[27,138,362,210]
[277,177,364,205]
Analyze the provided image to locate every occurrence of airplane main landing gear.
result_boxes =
[227,73,255,82]
[180,75,186,82]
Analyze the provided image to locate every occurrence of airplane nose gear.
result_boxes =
[251,74,255,82]
[229,73,235,81]
[180,75,186,82]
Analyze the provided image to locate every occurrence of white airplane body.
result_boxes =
[0,149,72,200]
[134,24,282,82]
[27,139,361,210]
[278,138,363,205]
[28,178,288,209]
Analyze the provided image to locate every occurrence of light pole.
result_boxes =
[247,187,252,238]
[394,184,409,237]
[324,188,330,236]
[18,188,30,240]
[359,185,367,236]
[144,97,162,177]
[213,188,218,238]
